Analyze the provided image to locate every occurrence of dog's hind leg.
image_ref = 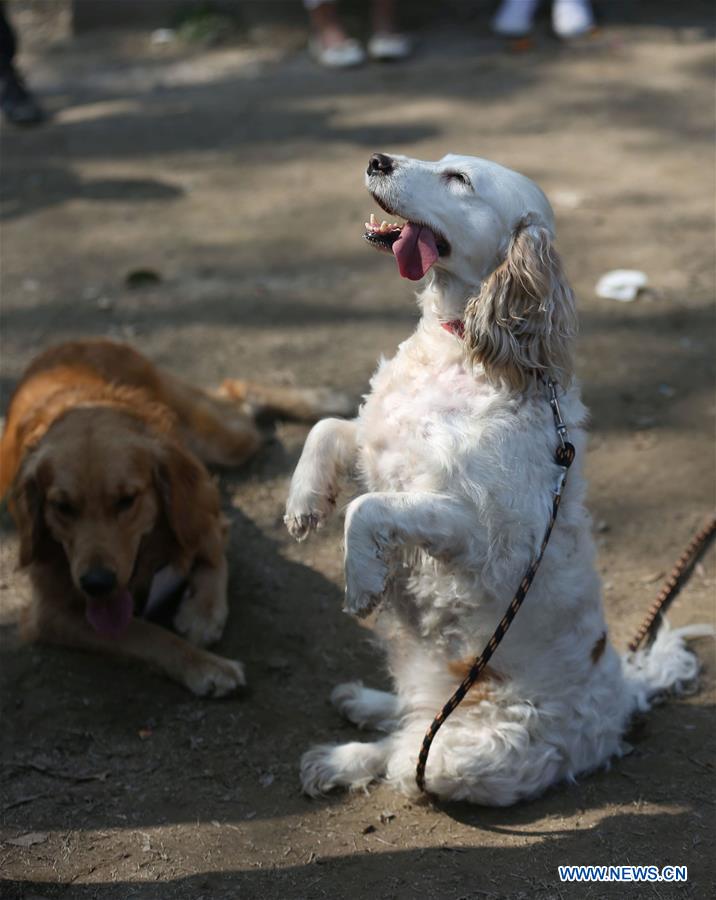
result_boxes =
[300,738,391,796]
[157,371,263,467]
[331,682,404,732]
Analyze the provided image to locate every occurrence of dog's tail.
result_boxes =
[622,621,714,711]
[216,379,355,423]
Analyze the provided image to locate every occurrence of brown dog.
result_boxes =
[1,339,349,696]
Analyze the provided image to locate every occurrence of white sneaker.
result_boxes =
[367,32,412,61]
[309,37,366,69]
[552,0,595,38]
[492,0,540,37]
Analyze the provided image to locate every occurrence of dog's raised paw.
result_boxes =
[343,555,388,618]
[284,511,324,542]
[342,589,383,619]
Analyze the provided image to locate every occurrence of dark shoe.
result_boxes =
[0,69,45,126]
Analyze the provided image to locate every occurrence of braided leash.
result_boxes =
[627,514,716,653]
[416,378,575,794]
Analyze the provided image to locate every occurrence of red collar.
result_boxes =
[440,319,465,339]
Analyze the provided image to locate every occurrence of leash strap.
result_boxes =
[415,378,575,794]
[628,514,716,653]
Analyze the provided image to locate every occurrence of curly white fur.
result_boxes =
[286,153,708,805]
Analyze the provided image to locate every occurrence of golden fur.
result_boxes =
[464,217,577,392]
[1,339,343,695]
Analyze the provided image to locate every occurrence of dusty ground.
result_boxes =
[1,3,715,898]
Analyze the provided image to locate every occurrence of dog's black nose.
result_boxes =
[367,153,394,176]
[80,567,118,598]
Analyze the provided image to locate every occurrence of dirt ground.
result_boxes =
[1,3,715,898]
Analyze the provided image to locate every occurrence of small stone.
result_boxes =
[6,832,48,848]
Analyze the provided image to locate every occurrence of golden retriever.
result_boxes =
[1,338,349,696]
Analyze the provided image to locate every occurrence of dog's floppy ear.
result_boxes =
[154,440,223,568]
[11,456,52,568]
[464,216,577,392]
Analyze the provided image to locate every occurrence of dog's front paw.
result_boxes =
[284,489,336,542]
[284,511,324,542]
[173,572,228,647]
[343,553,388,619]
[184,652,246,698]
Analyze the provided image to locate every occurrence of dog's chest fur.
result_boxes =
[357,332,496,493]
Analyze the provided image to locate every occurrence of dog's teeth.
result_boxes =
[369,213,376,225]
[365,222,371,230]
[380,220,389,232]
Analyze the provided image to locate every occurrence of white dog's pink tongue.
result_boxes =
[86,590,133,639]
[392,223,439,281]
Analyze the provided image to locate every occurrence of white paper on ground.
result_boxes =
[595,269,648,302]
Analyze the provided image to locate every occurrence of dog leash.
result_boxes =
[627,513,716,653]
[416,376,575,793]
[415,372,715,794]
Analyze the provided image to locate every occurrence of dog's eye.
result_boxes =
[116,493,137,513]
[51,498,77,518]
[444,171,472,188]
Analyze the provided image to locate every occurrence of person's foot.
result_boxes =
[309,35,365,68]
[0,69,45,126]
[307,3,365,69]
[367,32,411,61]
[492,0,540,37]
[552,0,595,38]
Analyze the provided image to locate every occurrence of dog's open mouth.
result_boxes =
[364,199,450,281]
[85,590,134,639]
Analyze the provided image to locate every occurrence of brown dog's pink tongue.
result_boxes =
[86,590,133,639]
[392,223,439,281]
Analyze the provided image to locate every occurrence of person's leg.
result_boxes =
[305,0,350,49]
[371,0,397,35]
[304,0,365,67]
[368,0,411,60]
[0,1,44,125]
[0,2,18,76]
[492,0,541,37]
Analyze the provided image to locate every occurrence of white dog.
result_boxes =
[285,153,705,805]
